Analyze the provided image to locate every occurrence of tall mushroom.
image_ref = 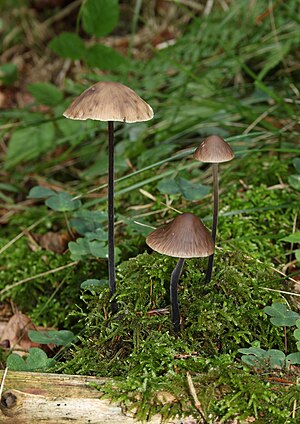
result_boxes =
[193,135,234,284]
[146,213,214,332]
[64,82,154,313]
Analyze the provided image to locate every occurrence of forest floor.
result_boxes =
[0,1,300,422]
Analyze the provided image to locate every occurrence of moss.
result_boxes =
[59,248,299,421]
[218,181,298,263]
[0,208,108,329]
[1,155,298,421]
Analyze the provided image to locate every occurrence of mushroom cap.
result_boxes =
[146,213,214,258]
[193,135,234,163]
[63,81,154,123]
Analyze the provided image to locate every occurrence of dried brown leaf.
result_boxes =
[32,231,71,253]
[0,313,39,354]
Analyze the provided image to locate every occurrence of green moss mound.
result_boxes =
[60,249,299,422]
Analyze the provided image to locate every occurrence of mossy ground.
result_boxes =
[60,250,299,423]
[0,154,299,422]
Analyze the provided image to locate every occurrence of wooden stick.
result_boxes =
[0,368,8,400]
[186,371,206,423]
[0,371,194,423]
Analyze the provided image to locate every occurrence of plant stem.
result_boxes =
[284,326,288,355]
[170,258,185,332]
[205,163,218,284]
[108,121,117,314]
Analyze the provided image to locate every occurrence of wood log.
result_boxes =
[0,370,196,423]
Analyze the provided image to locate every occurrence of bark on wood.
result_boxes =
[0,370,196,423]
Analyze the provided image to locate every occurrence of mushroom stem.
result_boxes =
[205,163,218,284]
[108,121,117,313]
[170,257,185,332]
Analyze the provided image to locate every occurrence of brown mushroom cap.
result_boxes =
[146,213,214,258]
[193,135,234,163]
[63,81,154,123]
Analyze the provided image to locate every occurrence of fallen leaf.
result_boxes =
[156,391,177,404]
[32,231,72,253]
[0,313,39,354]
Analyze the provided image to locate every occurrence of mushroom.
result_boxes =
[64,82,154,313]
[193,135,234,283]
[146,213,214,332]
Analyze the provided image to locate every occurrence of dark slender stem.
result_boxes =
[108,121,117,313]
[170,258,185,332]
[205,163,219,284]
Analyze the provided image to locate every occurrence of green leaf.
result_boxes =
[84,44,127,70]
[293,158,300,173]
[177,177,210,201]
[56,117,95,146]
[25,348,54,371]
[280,231,300,243]
[157,179,180,195]
[48,32,86,60]
[293,320,300,345]
[5,122,55,169]
[0,182,19,193]
[28,330,75,346]
[239,347,267,369]
[70,210,107,235]
[82,0,119,37]
[7,348,54,372]
[69,237,107,260]
[7,353,28,371]
[88,240,107,258]
[296,250,300,262]
[68,236,117,261]
[240,355,264,368]
[286,352,300,364]
[28,186,56,199]
[85,228,107,241]
[264,349,286,369]
[157,177,210,200]
[69,238,90,261]
[28,82,63,107]
[0,63,18,85]
[288,174,300,191]
[294,329,300,341]
[239,347,286,370]
[80,279,108,292]
[238,347,266,356]
[45,192,82,212]
[263,302,300,327]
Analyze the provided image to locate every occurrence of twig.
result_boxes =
[133,221,156,230]
[244,105,278,134]
[261,287,300,297]
[292,399,297,419]
[240,250,299,285]
[43,0,82,27]
[167,0,204,12]
[186,371,206,423]
[0,367,8,400]
[204,0,214,16]
[0,262,78,296]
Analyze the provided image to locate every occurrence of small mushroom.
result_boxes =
[193,135,234,283]
[64,82,154,313]
[146,213,214,332]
